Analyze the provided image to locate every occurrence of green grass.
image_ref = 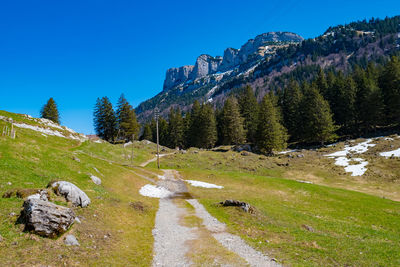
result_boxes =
[0,112,159,266]
[162,150,400,267]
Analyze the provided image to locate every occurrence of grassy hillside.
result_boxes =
[0,111,163,266]
[159,145,400,266]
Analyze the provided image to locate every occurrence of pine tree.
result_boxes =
[238,86,259,143]
[167,108,184,148]
[40,97,60,124]
[199,103,217,149]
[140,123,152,141]
[379,56,400,124]
[300,84,337,144]
[187,101,217,148]
[93,97,117,142]
[282,80,303,141]
[353,65,384,133]
[187,100,202,148]
[256,94,288,155]
[116,94,139,141]
[328,72,356,134]
[219,96,245,145]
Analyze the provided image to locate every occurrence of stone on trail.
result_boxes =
[20,198,76,238]
[50,181,91,207]
[64,234,80,246]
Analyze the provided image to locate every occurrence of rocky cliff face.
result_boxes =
[162,32,304,91]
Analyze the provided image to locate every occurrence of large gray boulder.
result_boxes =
[51,181,91,207]
[21,198,75,237]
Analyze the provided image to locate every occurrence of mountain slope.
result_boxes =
[136,16,400,122]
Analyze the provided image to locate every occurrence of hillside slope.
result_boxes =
[136,16,400,122]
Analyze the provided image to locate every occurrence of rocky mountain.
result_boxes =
[162,32,304,92]
[136,16,400,122]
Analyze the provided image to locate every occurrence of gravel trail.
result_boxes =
[187,199,280,267]
[152,198,197,267]
[151,169,280,267]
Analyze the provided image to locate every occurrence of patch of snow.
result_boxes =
[344,158,368,176]
[380,148,400,158]
[278,149,298,154]
[185,180,223,189]
[94,140,102,143]
[325,139,376,176]
[139,184,173,198]
[13,123,65,138]
[157,175,166,180]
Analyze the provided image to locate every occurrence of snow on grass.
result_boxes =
[344,158,368,176]
[185,180,223,189]
[278,149,298,154]
[325,139,375,176]
[13,123,65,138]
[380,148,400,158]
[139,184,173,198]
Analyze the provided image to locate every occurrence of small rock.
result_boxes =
[7,182,12,186]
[241,151,250,156]
[72,156,81,163]
[302,224,315,232]
[64,234,79,246]
[75,217,81,224]
[9,212,16,217]
[90,175,102,185]
[297,154,305,158]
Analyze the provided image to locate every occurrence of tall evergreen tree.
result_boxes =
[353,65,384,133]
[379,56,400,124]
[238,86,259,143]
[219,96,245,145]
[282,80,303,141]
[199,103,217,149]
[300,84,337,144]
[116,94,140,141]
[167,108,184,148]
[140,123,153,141]
[256,94,288,155]
[187,100,202,147]
[93,97,117,142]
[40,97,60,124]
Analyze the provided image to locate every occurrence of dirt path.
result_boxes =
[151,169,280,267]
[140,153,174,167]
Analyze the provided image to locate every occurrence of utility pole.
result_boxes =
[131,134,135,166]
[155,107,160,169]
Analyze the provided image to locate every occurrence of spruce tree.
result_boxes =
[167,108,184,148]
[93,97,117,142]
[300,84,337,144]
[256,94,288,155]
[116,94,139,141]
[353,66,384,133]
[40,97,60,124]
[199,103,217,149]
[219,96,245,145]
[282,80,303,141]
[238,86,259,143]
[140,123,153,141]
[379,56,400,124]
[187,100,202,147]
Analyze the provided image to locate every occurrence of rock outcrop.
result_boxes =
[162,32,304,91]
[50,181,91,207]
[20,198,75,237]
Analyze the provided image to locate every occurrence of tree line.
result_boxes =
[141,55,400,154]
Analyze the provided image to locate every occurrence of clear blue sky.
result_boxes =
[1,0,399,134]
